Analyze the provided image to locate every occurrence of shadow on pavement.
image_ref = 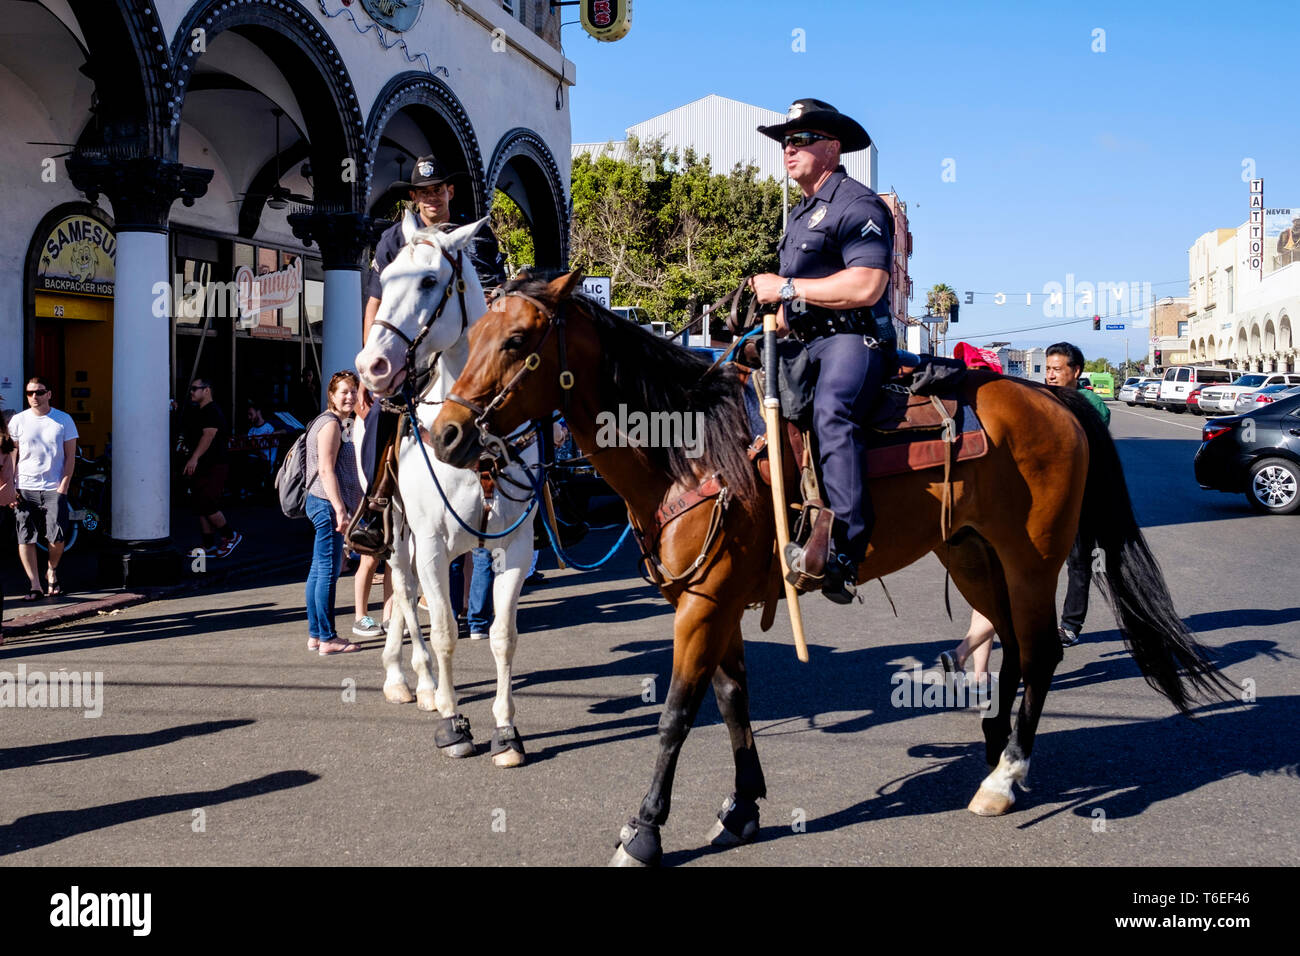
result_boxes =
[0,719,255,772]
[0,769,318,856]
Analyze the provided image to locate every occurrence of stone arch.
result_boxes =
[1264,315,1277,354]
[1249,321,1262,357]
[1279,312,1293,353]
[169,0,367,210]
[61,0,172,155]
[486,127,569,269]
[364,72,486,222]
[1207,334,1217,362]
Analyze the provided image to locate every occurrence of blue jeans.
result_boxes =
[466,547,495,634]
[305,494,343,640]
[447,550,494,633]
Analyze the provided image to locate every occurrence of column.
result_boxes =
[69,154,212,583]
[289,211,383,405]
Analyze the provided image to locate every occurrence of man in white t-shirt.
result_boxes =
[10,376,78,599]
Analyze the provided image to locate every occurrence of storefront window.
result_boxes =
[279,250,301,334]
[305,278,323,326]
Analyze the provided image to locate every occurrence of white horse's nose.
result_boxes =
[363,352,390,384]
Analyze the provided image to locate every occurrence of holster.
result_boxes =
[346,421,403,558]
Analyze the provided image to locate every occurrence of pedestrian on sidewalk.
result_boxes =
[1044,342,1112,647]
[305,371,364,655]
[11,377,77,601]
[182,378,242,558]
[0,407,17,642]
[349,386,390,639]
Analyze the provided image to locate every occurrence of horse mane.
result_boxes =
[501,275,756,502]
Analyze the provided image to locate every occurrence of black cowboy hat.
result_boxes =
[390,154,470,191]
[757,98,872,153]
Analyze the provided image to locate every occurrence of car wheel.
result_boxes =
[1126,402,1136,407]
[1171,405,1185,414]
[1246,458,1300,515]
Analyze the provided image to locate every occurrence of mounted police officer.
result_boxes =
[750,99,896,604]
[348,154,507,554]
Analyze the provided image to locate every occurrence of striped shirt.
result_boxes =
[305,411,363,512]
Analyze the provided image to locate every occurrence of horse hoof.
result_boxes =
[384,683,415,704]
[706,819,745,846]
[968,786,1015,816]
[609,845,648,867]
[435,714,474,758]
[708,793,760,846]
[492,748,525,768]
[416,690,438,711]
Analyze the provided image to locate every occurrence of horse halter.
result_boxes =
[446,290,576,461]
[371,238,468,394]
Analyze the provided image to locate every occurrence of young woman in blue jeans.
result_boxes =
[304,371,364,654]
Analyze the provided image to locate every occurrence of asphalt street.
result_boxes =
[1,403,1296,867]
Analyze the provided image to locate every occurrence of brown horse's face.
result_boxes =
[432,271,584,469]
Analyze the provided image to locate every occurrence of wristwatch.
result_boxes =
[779,278,797,303]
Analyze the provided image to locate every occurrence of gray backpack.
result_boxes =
[275,419,319,519]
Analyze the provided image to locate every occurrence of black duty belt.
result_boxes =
[791,305,894,347]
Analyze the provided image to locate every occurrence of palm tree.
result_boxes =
[927,283,957,318]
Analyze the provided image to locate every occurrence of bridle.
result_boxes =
[371,237,469,397]
[446,289,576,462]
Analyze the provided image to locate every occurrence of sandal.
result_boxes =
[939,650,961,676]
[23,588,46,602]
[318,638,360,656]
[46,571,63,597]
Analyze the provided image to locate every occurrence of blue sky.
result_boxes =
[564,0,1300,363]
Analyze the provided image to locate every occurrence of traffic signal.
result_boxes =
[1092,315,1101,331]
[949,301,958,323]
[1154,348,1162,367]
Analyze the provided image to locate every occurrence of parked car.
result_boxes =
[1194,392,1300,514]
[1155,365,1236,412]
[1119,377,1160,405]
[1186,383,1210,415]
[1135,381,1162,406]
[1198,372,1300,415]
[1233,381,1300,414]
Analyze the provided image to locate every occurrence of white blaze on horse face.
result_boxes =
[355,220,487,396]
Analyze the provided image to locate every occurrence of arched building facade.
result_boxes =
[1,0,573,578]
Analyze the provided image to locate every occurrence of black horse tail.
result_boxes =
[1054,387,1236,714]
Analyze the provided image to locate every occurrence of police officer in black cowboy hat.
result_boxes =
[348,154,508,554]
[749,99,896,603]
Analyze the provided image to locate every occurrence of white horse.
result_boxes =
[355,218,538,768]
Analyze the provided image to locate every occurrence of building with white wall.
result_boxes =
[1186,218,1297,373]
[572,93,877,190]
[2,0,574,580]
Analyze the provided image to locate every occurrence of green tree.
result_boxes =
[490,190,534,277]
[926,283,957,318]
[568,137,788,328]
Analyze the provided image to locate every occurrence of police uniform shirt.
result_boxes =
[364,209,508,301]
[778,166,894,341]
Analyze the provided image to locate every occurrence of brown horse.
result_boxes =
[431,272,1231,866]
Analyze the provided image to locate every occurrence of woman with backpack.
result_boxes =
[304,371,364,655]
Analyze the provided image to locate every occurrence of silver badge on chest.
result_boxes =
[809,205,828,228]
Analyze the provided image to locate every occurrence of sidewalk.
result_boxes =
[1,502,315,637]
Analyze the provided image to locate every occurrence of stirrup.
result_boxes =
[783,501,834,592]
[820,552,860,606]
[346,500,392,558]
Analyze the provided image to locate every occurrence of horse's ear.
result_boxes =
[544,270,585,303]
[440,216,490,251]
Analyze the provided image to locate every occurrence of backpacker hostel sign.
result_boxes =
[234,259,302,328]
[36,216,116,297]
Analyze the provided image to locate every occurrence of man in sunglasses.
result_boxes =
[182,379,241,558]
[750,99,896,604]
[11,377,77,599]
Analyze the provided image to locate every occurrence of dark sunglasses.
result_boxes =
[190,385,208,392]
[26,388,49,396]
[782,131,832,149]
